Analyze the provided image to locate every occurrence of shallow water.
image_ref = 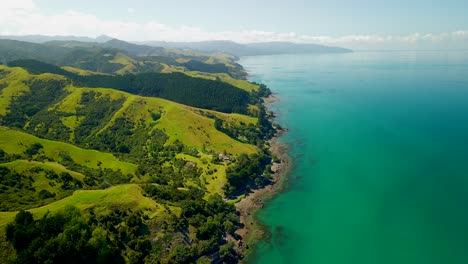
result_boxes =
[240,51,468,264]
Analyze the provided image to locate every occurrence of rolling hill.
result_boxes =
[0,38,276,263]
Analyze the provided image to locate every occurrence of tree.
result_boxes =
[219,242,235,261]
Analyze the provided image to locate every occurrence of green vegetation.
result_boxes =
[0,38,277,263]
[225,152,273,197]
[162,65,260,92]
[0,184,160,227]
[0,38,248,78]
[9,59,251,114]
[6,206,151,263]
[0,163,83,211]
[0,127,137,174]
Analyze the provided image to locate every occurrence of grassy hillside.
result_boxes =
[0,47,275,262]
[0,184,163,227]
[0,159,85,211]
[0,126,137,174]
[0,67,32,115]
[52,85,258,155]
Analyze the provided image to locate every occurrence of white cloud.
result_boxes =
[0,0,467,50]
[3,0,36,10]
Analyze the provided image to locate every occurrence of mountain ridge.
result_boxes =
[137,40,353,56]
[0,34,352,56]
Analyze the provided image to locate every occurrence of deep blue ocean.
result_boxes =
[240,51,468,264]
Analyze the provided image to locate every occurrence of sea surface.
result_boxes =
[239,51,468,264]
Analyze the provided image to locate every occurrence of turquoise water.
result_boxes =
[239,51,468,264]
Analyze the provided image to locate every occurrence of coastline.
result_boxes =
[235,94,290,261]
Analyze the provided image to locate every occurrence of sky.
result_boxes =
[1,0,468,50]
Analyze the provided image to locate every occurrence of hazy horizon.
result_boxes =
[1,0,467,50]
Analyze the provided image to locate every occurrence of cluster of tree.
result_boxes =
[6,206,151,263]
[224,152,272,197]
[214,117,273,146]
[251,83,272,99]
[77,72,250,114]
[0,165,83,211]
[143,186,240,262]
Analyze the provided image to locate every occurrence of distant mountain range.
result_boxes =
[138,40,352,56]
[0,35,352,56]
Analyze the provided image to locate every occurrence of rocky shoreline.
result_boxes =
[234,94,290,261]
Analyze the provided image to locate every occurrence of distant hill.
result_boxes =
[100,38,164,56]
[245,41,352,55]
[0,35,352,57]
[0,38,249,78]
[139,40,353,56]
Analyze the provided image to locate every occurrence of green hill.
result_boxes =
[0,184,163,227]
[6,60,252,114]
[0,41,276,263]
[0,38,248,78]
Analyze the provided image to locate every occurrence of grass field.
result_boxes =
[0,126,138,174]
[0,184,163,227]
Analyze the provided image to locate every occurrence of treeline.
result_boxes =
[8,59,250,114]
[6,206,151,263]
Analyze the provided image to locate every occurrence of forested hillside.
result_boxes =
[8,59,251,114]
[0,38,277,263]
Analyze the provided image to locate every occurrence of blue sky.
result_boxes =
[34,0,467,36]
[2,0,468,49]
